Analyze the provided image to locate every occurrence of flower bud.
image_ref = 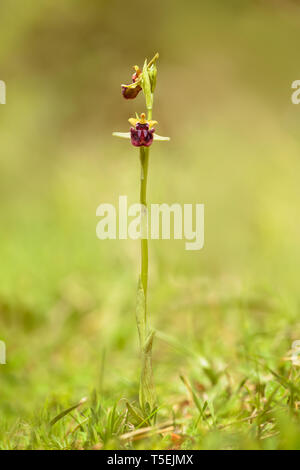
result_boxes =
[148,63,157,93]
[141,60,153,111]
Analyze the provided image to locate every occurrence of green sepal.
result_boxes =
[148,63,157,93]
[141,59,153,112]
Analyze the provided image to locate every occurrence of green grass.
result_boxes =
[1,287,300,450]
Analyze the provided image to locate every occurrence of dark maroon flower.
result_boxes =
[130,122,155,147]
[113,112,170,145]
[122,84,142,100]
[128,113,157,147]
[121,66,142,100]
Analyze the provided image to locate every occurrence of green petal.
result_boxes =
[112,132,131,139]
[153,134,170,141]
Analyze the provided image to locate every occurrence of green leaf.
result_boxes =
[126,401,145,427]
[139,330,156,417]
[50,397,87,426]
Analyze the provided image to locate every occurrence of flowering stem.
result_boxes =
[137,139,156,417]
[115,53,168,419]
[140,146,149,299]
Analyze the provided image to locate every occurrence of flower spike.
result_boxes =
[113,54,169,418]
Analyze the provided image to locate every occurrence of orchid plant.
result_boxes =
[113,53,170,419]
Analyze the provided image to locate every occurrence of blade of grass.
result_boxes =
[50,397,87,427]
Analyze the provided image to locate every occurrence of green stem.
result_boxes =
[140,105,153,301]
[140,146,149,301]
[136,97,156,418]
[137,143,156,417]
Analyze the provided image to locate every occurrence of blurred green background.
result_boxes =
[1,0,300,449]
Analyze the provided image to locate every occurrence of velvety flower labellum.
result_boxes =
[128,113,157,147]
[122,84,142,100]
[121,66,142,99]
[130,122,155,147]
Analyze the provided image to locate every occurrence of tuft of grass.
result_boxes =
[1,334,300,449]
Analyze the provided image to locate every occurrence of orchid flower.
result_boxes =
[113,113,170,147]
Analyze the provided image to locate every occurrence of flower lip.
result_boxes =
[130,125,155,147]
[121,66,142,99]
[127,113,154,146]
[122,84,141,99]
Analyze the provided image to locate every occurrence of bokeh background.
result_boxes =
[1,0,300,449]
